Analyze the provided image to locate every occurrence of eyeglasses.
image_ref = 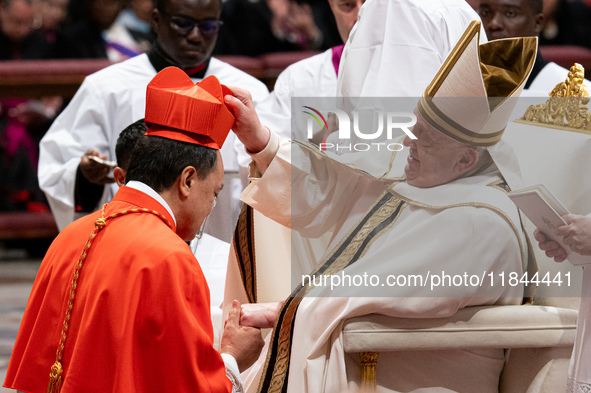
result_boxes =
[160,10,223,37]
[194,195,218,242]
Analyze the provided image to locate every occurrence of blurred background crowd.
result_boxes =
[0,0,345,215]
[1,0,591,216]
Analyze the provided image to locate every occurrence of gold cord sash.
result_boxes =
[47,204,172,393]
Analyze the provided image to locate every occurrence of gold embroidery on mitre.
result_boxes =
[518,64,591,133]
[421,20,536,147]
[424,21,481,98]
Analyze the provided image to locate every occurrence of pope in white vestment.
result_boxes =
[225,21,537,393]
[229,0,490,299]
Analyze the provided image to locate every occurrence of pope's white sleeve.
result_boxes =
[38,77,112,230]
[241,132,365,236]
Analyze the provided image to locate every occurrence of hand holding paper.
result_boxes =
[557,214,591,256]
[79,149,116,185]
[533,228,568,263]
[509,184,591,266]
[87,155,117,169]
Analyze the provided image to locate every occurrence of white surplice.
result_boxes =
[568,213,591,393]
[238,132,527,393]
[337,0,487,105]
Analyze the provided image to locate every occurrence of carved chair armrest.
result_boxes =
[342,305,577,390]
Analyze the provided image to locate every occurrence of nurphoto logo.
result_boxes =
[302,106,418,152]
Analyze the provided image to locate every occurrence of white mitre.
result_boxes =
[418,20,537,189]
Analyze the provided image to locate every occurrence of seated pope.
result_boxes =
[225,21,537,393]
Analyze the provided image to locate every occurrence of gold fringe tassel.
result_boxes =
[360,352,378,391]
[47,361,63,393]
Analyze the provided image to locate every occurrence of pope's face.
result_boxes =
[479,0,544,40]
[403,111,473,188]
[152,0,221,69]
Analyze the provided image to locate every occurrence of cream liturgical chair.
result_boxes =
[343,65,590,393]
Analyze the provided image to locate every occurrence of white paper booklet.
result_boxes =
[508,184,591,266]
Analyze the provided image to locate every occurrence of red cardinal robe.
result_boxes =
[4,186,232,393]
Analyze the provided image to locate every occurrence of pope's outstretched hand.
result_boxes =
[240,302,283,329]
[225,86,271,154]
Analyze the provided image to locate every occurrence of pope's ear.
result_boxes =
[179,166,197,197]
[456,147,479,174]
